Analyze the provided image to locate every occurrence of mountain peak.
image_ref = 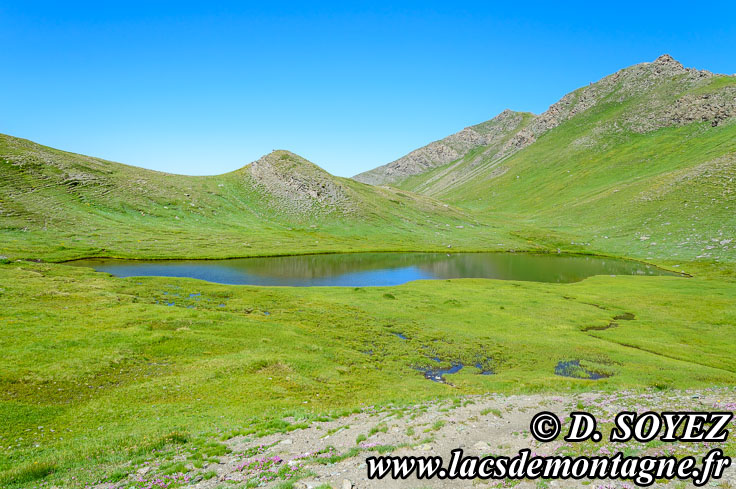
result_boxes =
[353,55,735,191]
[244,150,325,174]
[653,53,680,65]
[268,149,301,158]
[646,53,687,76]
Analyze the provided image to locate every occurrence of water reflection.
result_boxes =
[69,252,676,286]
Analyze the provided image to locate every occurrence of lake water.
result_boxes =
[69,252,676,286]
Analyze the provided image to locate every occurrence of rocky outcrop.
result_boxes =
[244,150,356,216]
[353,110,530,185]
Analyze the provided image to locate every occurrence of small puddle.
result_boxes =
[418,359,464,383]
[613,313,635,321]
[475,363,494,375]
[393,332,408,340]
[416,357,494,383]
[554,360,609,380]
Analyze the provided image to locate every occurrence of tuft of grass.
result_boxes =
[480,408,502,418]
[369,423,389,436]
[161,461,187,475]
[424,420,446,432]
[0,461,56,486]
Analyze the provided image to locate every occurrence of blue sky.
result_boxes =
[2,2,735,177]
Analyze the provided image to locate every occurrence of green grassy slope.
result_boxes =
[1,261,735,487]
[359,55,736,265]
[353,109,535,186]
[446,115,736,265]
[0,135,525,261]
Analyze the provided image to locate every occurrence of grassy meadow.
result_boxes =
[1,60,736,487]
[1,260,735,487]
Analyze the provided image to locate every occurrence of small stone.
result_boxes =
[342,479,353,489]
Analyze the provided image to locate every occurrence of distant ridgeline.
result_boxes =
[1,54,735,263]
[354,54,736,193]
[353,55,736,264]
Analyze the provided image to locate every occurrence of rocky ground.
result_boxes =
[108,388,736,489]
[244,150,357,216]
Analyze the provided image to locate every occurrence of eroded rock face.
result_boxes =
[633,87,736,131]
[245,151,355,216]
[353,109,529,185]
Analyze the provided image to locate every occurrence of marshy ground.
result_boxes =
[1,261,735,487]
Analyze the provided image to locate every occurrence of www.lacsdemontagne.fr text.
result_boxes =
[367,448,731,486]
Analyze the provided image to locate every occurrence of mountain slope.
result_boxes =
[0,135,496,261]
[357,55,735,195]
[353,55,736,264]
[353,109,534,187]
[2,55,734,265]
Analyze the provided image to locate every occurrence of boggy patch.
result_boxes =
[582,321,618,331]
[613,312,636,321]
[475,362,494,375]
[416,358,464,383]
[554,360,611,380]
[583,312,637,331]
[416,357,494,383]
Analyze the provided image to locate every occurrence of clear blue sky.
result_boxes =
[2,2,735,177]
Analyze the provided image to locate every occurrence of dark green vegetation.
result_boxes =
[1,55,735,487]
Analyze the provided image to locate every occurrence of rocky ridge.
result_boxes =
[352,110,531,186]
[354,55,736,190]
